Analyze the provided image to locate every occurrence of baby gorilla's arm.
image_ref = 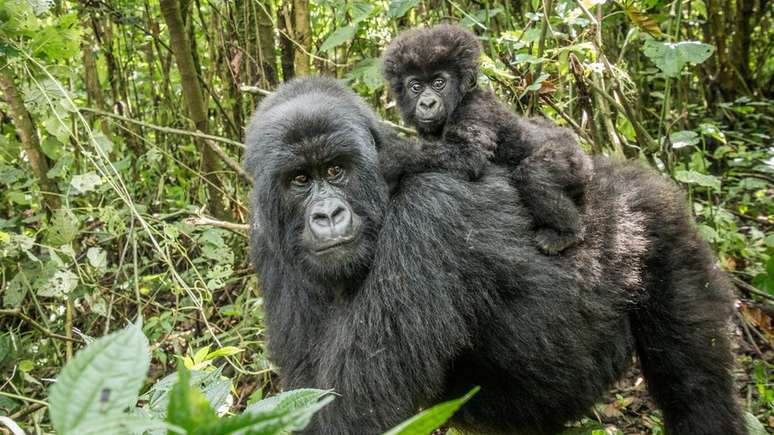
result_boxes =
[510,120,593,254]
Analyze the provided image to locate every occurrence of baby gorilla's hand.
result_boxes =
[535,227,584,255]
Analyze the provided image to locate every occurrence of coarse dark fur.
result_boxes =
[244,77,745,435]
[381,25,593,254]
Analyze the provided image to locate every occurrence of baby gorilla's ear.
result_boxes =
[463,72,478,93]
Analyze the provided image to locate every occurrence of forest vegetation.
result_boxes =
[0,0,772,433]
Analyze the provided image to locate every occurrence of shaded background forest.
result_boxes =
[0,0,772,433]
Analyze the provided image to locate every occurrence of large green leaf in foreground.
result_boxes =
[383,387,479,435]
[48,321,150,434]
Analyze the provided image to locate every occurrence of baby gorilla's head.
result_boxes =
[381,25,482,136]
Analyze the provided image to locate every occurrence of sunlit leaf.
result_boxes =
[384,387,479,435]
[49,321,150,433]
[668,130,699,149]
[388,0,419,19]
[319,25,357,52]
[70,172,103,194]
[674,170,720,190]
[643,40,715,77]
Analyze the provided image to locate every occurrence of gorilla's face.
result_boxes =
[398,70,464,136]
[248,96,388,284]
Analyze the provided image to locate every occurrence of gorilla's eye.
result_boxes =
[327,165,343,179]
[410,82,423,93]
[432,78,445,89]
[292,173,309,185]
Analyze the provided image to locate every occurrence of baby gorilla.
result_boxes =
[382,25,591,254]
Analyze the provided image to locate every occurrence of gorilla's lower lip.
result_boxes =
[313,237,355,254]
[416,117,439,124]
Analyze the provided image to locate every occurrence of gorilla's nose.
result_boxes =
[418,98,436,110]
[309,198,353,240]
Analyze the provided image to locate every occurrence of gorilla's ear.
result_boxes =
[460,70,478,94]
[369,122,384,150]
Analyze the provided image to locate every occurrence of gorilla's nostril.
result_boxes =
[331,206,349,225]
[419,99,436,110]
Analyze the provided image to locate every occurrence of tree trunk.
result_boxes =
[730,0,754,93]
[292,0,311,75]
[256,1,279,87]
[279,3,295,80]
[0,72,60,211]
[160,0,226,218]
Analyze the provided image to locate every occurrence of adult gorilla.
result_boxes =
[244,77,744,435]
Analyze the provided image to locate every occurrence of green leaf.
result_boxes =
[245,388,331,416]
[86,247,107,269]
[674,170,721,190]
[206,346,244,360]
[49,321,150,434]
[68,414,175,435]
[384,387,479,435]
[319,25,357,52]
[348,58,384,92]
[37,268,78,298]
[200,391,333,434]
[30,13,82,61]
[668,130,699,149]
[745,412,767,435]
[351,2,375,22]
[388,0,419,19]
[2,271,27,307]
[643,40,715,77]
[46,208,78,246]
[166,365,219,432]
[70,172,103,194]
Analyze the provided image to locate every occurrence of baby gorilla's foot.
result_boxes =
[535,228,582,255]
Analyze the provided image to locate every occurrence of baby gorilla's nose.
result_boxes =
[309,198,353,239]
[418,97,436,110]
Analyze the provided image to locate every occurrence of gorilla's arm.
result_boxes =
[311,174,477,433]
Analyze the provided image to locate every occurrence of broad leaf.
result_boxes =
[49,321,150,434]
[46,208,78,246]
[348,58,383,92]
[383,387,479,435]
[71,172,103,194]
[37,268,78,298]
[643,40,714,77]
[166,365,219,432]
[745,412,767,435]
[68,414,175,435]
[319,25,357,52]
[388,0,419,19]
[674,170,720,190]
[210,393,333,435]
[668,130,699,149]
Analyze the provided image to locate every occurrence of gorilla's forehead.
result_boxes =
[246,91,380,176]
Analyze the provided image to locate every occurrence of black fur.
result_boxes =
[245,77,745,435]
[382,25,593,254]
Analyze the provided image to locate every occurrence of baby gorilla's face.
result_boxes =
[400,70,463,136]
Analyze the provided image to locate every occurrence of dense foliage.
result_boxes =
[0,0,771,433]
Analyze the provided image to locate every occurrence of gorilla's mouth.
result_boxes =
[312,236,357,254]
[416,115,442,124]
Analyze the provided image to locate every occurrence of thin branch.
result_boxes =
[0,309,82,343]
[79,107,245,148]
[204,139,252,184]
[732,277,774,301]
[184,216,250,233]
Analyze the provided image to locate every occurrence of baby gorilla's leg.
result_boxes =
[513,145,592,255]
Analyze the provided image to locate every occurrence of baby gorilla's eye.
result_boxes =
[410,82,423,93]
[292,173,309,185]
[327,165,343,179]
[432,78,445,89]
